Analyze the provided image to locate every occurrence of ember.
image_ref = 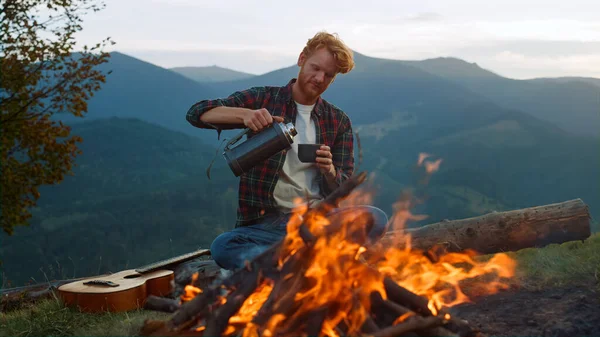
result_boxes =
[141,158,516,337]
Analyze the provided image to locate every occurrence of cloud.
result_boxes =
[72,0,600,79]
[124,49,297,75]
[405,12,444,22]
[490,51,600,78]
[453,40,600,58]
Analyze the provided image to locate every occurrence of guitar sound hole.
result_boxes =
[124,274,141,279]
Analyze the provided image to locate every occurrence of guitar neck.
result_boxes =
[135,249,211,274]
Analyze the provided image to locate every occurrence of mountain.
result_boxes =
[0,118,239,286]
[209,52,489,128]
[5,51,598,287]
[54,51,598,220]
[529,77,600,88]
[170,65,256,82]
[355,101,600,223]
[55,52,225,146]
[204,51,598,220]
[401,57,600,138]
[400,57,501,80]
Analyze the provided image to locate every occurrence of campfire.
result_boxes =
[141,158,516,337]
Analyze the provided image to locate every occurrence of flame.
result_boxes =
[184,154,517,336]
[375,245,516,315]
[418,152,431,166]
[180,272,202,303]
[229,282,274,325]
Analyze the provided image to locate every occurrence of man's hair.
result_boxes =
[303,31,355,74]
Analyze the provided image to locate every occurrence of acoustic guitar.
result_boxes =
[58,248,211,313]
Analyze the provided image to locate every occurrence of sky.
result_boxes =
[73,0,600,79]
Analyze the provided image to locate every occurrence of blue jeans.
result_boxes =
[210,205,389,270]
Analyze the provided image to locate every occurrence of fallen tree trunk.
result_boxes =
[382,199,592,254]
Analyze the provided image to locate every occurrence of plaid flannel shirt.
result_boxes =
[186,78,354,227]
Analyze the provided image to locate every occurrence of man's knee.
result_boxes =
[209,230,272,270]
[209,231,246,270]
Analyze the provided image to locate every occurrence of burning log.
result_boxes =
[203,269,261,337]
[370,316,444,337]
[140,171,506,337]
[382,198,591,254]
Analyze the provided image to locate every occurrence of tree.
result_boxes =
[0,0,113,235]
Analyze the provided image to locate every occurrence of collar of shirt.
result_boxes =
[280,78,326,118]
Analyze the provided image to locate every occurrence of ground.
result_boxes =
[1,233,599,336]
[452,283,600,337]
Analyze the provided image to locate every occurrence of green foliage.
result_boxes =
[0,118,238,286]
[0,0,113,235]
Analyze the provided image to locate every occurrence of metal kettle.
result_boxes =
[223,122,297,176]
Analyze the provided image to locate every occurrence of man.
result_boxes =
[186,31,388,270]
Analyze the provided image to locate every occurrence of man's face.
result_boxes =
[297,47,338,99]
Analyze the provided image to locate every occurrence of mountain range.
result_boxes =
[170,65,255,83]
[2,50,598,287]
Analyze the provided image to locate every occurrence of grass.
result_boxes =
[0,296,170,336]
[1,232,599,336]
[502,231,600,291]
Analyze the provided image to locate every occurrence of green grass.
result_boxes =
[503,232,600,290]
[1,233,599,336]
[0,296,170,336]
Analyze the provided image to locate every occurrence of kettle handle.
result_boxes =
[224,127,251,151]
[224,122,280,150]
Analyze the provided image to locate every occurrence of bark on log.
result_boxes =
[382,199,591,254]
[371,316,444,337]
[144,295,181,313]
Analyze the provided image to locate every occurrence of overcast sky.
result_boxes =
[74,0,600,79]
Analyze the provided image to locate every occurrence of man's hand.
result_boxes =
[243,108,284,132]
[316,145,336,178]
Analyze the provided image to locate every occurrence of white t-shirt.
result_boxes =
[273,102,323,211]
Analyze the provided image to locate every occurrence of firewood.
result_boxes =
[275,304,329,336]
[383,277,431,316]
[383,278,479,337]
[382,199,591,254]
[139,171,485,337]
[361,315,381,334]
[370,291,459,337]
[252,250,307,327]
[370,316,444,337]
[299,223,316,245]
[162,172,368,332]
[144,295,180,313]
[203,270,261,337]
[305,305,329,336]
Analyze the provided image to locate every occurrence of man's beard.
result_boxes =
[298,75,322,98]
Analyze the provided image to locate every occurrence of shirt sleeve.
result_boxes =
[186,87,265,139]
[322,114,355,194]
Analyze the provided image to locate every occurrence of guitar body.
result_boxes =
[58,269,174,313]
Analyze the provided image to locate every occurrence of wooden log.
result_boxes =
[370,316,444,337]
[361,315,381,334]
[370,290,458,337]
[305,305,329,337]
[144,295,181,313]
[382,278,477,337]
[155,172,369,334]
[382,199,591,254]
[203,270,261,337]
